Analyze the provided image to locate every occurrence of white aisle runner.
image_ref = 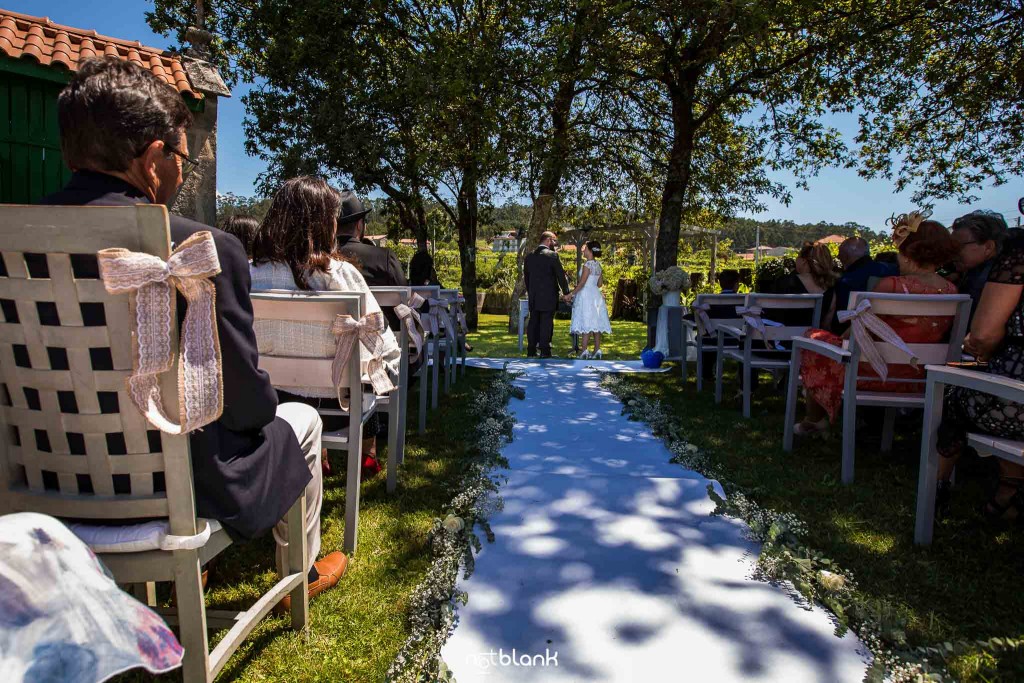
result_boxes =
[442,359,869,682]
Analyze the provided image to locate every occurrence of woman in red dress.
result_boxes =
[793,216,962,435]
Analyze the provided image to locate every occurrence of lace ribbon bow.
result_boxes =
[331,311,396,401]
[836,299,918,382]
[394,294,426,363]
[691,303,713,337]
[736,305,767,340]
[97,232,224,434]
[422,299,442,337]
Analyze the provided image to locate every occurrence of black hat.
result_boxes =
[338,190,371,225]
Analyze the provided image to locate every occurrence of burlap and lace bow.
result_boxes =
[692,303,713,337]
[97,232,223,434]
[736,305,767,341]
[394,293,426,363]
[836,299,919,382]
[331,311,396,407]
[422,299,442,338]
[887,209,931,247]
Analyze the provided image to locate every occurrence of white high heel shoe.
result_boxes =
[579,349,591,360]
[594,350,603,360]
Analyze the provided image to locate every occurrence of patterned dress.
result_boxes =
[940,246,1024,448]
[799,276,957,421]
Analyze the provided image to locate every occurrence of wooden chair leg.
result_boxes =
[285,495,309,631]
[431,344,440,409]
[841,389,858,485]
[915,380,945,545]
[881,408,896,453]
[419,368,428,434]
[344,416,364,554]
[387,395,399,494]
[783,347,802,452]
[695,338,704,392]
[173,551,212,683]
[681,335,689,384]
[397,372,409,465]
[742,363,752,418]
[714,337,725,405]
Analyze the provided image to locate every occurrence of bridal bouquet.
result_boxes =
[649,266,691,295]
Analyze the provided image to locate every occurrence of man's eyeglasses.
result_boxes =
[164,144,199,177]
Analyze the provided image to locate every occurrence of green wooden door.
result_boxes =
[0,68,72,204]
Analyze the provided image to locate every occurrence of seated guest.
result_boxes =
[43,58,345,600]
[219,215,259,258]
[717,269,741,294]
[250,177,401,477]
[936,232,1024,518]
[832,237,897,332]
[771,242,839,329]
[951,210,1007,322]
[410,245,442,286]
[793,216,960,436]
[336,191,408,287]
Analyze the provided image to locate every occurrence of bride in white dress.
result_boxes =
[565,240,613,359]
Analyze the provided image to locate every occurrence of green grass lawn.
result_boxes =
[124,369,502,682]
[468,312,647,360]
[612,367,1024,681]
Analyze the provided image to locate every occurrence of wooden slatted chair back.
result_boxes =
[845,292,971,389]
[690,293,746,335]
[740,293,823,342]
[250,290,365,395]
[0,205,198,536]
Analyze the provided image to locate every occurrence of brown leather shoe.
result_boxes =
[276,551,348,613]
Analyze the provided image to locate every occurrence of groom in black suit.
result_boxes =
[524,231,570,357]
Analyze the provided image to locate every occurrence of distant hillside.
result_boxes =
[722,217,884,250]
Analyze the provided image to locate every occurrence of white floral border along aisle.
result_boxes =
[386,367,524,683]
[601,373,1024,683]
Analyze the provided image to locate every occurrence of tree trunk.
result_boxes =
[456,169,480,330]
[655,96,695,272]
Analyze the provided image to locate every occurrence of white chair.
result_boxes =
[440,288,463,387]
[680,293,746,390]
[716,293,823,418]
[0,205,308,683]
[413,285,454,413]
[914,365,1024,544]
[369,286,417,490]
[250,290,374,552]
[783,292,971,485]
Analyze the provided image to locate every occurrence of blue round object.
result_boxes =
[640,348,664,368]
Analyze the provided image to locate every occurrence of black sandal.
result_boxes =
[980,477,1024,523]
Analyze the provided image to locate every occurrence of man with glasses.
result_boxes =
[39,57,348,605]
[524,231,570,357]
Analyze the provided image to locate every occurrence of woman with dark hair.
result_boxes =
[565,240,612,359]
[936,231,1024,519]
[219,215,259,257]
[951,210,1008,320]
[250,176,400,476]
[793,214,961,436]
[772,242,840,328]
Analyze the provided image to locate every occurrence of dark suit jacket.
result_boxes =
[832,256,897,333]
[40,171,311,540]
[338,235,408,287]
[524,245,569,312]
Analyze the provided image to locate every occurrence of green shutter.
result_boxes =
[0,66,70,204]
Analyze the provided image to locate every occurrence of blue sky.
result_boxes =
[22,0,1024,230]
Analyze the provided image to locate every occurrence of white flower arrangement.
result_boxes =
[649,266,691,295]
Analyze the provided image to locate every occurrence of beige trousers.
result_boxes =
[271,402,324,574]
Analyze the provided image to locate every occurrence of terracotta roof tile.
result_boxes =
[0,9,201,99]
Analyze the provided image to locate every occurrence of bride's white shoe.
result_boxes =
[579,350,591,360]
[594,350,603,360]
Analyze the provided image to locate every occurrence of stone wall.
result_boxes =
[171,97,218,227]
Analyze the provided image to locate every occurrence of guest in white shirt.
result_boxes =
[249,176,400,476]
